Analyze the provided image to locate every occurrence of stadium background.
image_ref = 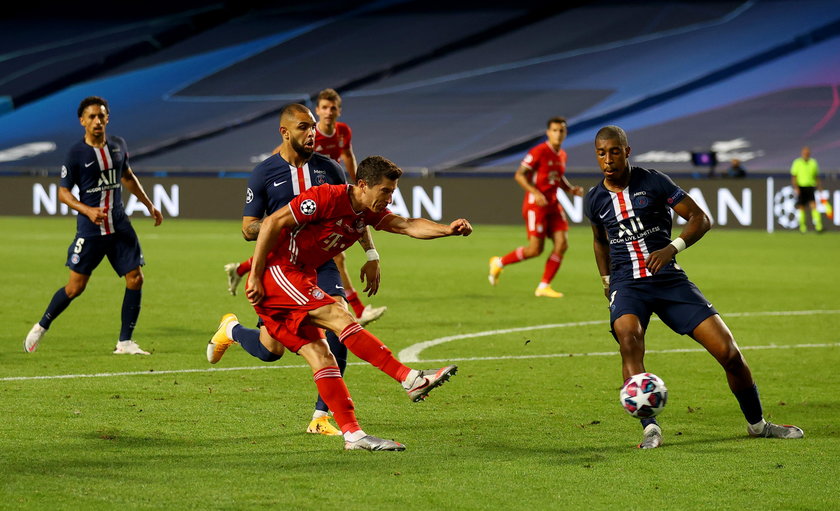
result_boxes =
[1,0,839,231]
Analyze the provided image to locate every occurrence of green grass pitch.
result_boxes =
[1,216,839,510]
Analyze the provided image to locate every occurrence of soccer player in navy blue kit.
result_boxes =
[208,103,382,436]
[584,125,803,448]
[24,96,163,354]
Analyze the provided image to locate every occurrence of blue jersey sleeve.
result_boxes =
[326,158,347,185]
[653,170,686,209]
[59,147,79,189]
[583,189,599,224]
[243,165,268,218]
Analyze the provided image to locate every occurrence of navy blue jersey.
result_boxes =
[243,152,346,217]
[60,136,132,237]
[584,167,687,282]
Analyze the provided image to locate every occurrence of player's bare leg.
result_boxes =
[25,270,90,352]
[691,315,803,439]
[114,267,150,355]
[307,302,457,402]
[297,339,404,451]
[535,230,567,298]
[613,314,661,448]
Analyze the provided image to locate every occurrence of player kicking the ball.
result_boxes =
[584,125,803,449]
[209,155,471,451]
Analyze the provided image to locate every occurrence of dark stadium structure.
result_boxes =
[1,0,839,175]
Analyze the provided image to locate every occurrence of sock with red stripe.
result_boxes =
[236,259,251,277]
[313,366,360,434]
[540,254,563,285]
[500,247,526,266]
[345,291,366,317]
[340,324,411,382]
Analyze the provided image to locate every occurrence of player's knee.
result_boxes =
[125,269,144,289]
[719,345,746,373]
[65,283,86,298]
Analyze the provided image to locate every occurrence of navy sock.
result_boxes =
[640,417,659,429]
[120,288,142,341]
[733,384,763,425]
[232,324,281,362]
[314,330,348,413]
[40,287,74,329]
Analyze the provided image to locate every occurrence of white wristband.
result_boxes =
[669,237,687,253]
[601,275,610,290]
[365,249,380,261]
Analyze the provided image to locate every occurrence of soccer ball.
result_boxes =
[620,373,668,418]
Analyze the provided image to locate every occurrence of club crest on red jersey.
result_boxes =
[311,287,324,299]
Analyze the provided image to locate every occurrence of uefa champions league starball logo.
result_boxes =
[773,185,798,229]
[300,199,317,215]
[245,188,254,204]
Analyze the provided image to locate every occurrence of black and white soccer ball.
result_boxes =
[620,373,668,418]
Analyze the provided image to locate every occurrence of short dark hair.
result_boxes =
[595,125,629,146]
[356,156,403,185]
[317,88,342,107]
[279,103,311,123]
[547,116,566,128]
[77,96,109,118]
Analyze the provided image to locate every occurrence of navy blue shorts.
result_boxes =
[66,227,144,277]
[316,258,346,299]
[608,273,718,336]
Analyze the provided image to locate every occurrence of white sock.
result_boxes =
[537,282,550,290]
[748,419,767,435]
[312,410,329,420]
[225,320,240,340]
[344,429,366,442]
[402,369,420,389]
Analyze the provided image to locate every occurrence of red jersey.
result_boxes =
[268,184,390,270]
[314,122,352,161]
[520,141,567,208]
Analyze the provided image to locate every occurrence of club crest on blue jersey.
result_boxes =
[633,196,649,208]
[300,199,317,215]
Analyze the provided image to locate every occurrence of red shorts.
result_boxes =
[522,203,568,239]
[251,264,338,353]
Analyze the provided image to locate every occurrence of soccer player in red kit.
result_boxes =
[226,89,386,326]
[488,117,584,297]
[210,155,472,451]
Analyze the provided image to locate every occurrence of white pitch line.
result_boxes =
[2,342,839,383]
[398,309,840,362]
[3,310,838,383]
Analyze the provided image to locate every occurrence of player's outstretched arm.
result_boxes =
[121,168,163,226]
[246,206,296,305]
[645,194,710,274]
[378,215,472,239]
